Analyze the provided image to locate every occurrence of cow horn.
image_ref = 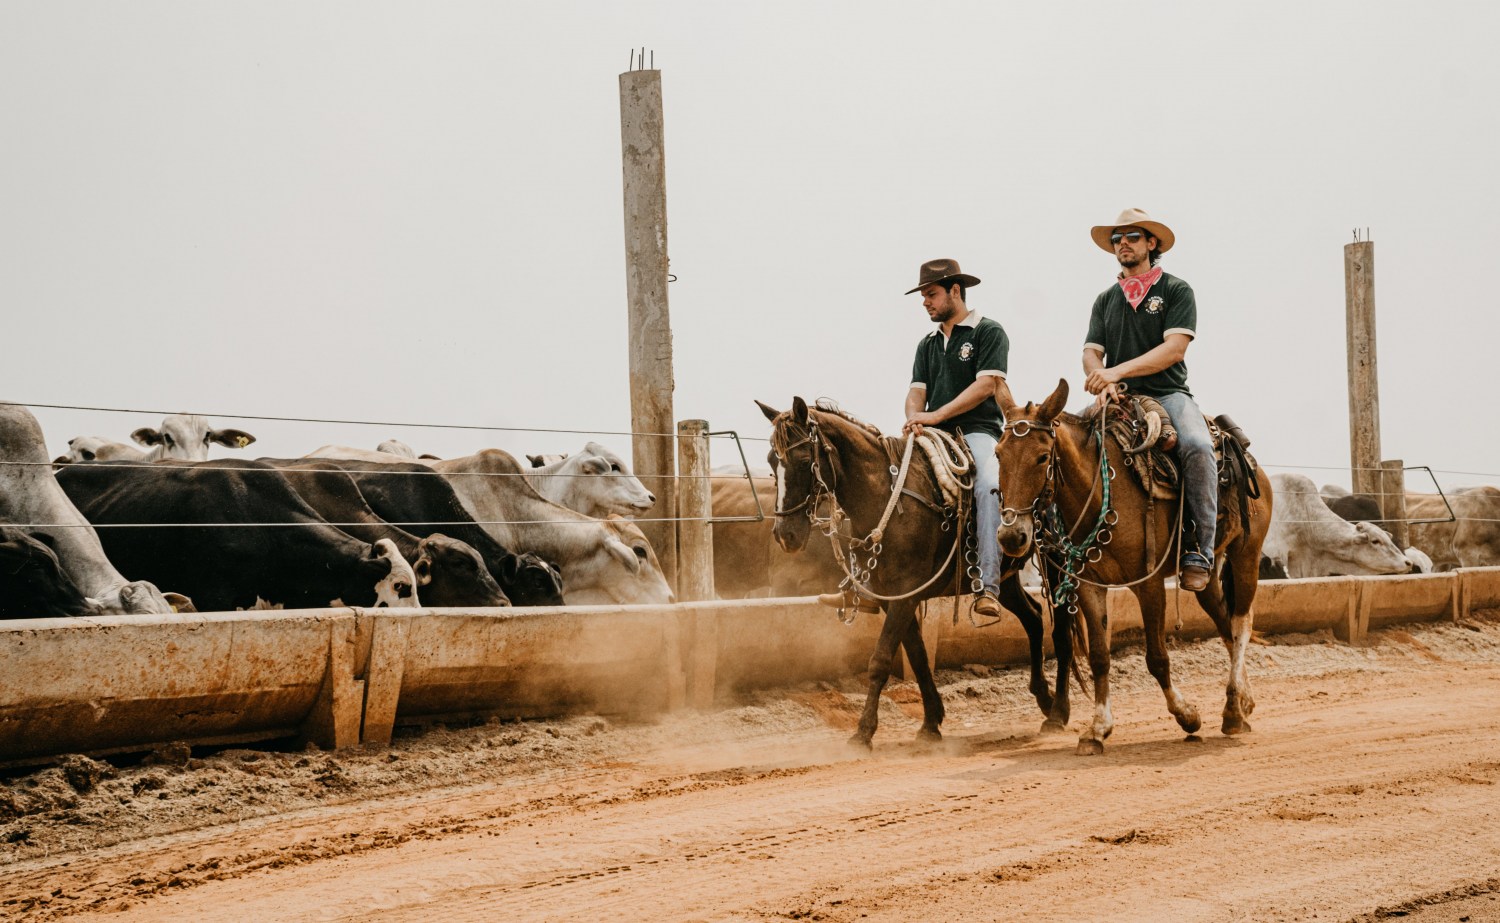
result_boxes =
[1124,411,1162,456]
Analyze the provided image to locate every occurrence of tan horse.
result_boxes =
[995,380,1274,755]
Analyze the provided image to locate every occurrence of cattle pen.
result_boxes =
[5,566,1498,764]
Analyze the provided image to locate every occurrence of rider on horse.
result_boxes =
[818,258,1013,621]
[1081,208,1217,591]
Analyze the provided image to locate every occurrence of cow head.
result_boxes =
[540,441,651,516]
[370,539,420,608]
[413,534,510,607]
[131,414,257,462]
[1339,521,1411,576]
[0,529,101,618]
[497,552,565,607]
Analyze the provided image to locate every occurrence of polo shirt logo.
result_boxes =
[958,342,974,360]
[1144,295,1165,315]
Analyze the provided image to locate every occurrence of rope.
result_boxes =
[867,434,915,546]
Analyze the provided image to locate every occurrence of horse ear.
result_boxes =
[1038,378,1070,421]
[792,397,808,424]
[755,400,781,423]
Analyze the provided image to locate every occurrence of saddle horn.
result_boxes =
[1123,410,1163,455]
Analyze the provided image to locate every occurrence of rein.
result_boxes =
[1006,411,1183,616]
[773,413,976,611]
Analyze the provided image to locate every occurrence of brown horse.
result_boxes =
[995,380,1274,755]
[758,397,1070,749]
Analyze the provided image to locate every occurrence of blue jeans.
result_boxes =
[962,430,1002,598]
[1155,391,1217,561]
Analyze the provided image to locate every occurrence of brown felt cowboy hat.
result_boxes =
[1090,208,1175,255]
[905,258,982,295]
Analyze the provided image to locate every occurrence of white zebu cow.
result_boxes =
[1,403,175,613]
[376,439,418,458]
[372,439,440,460]
[66,414,256,463]
[1263,473,1410,578]
[306,445,415,464]
[431,449,673,605]
[524,442,655,519]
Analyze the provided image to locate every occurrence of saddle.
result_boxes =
[1089,394,1262,530]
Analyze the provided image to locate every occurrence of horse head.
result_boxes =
[756,397,826,553]
[995,378,1070,558]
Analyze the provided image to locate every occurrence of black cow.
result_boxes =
[268,458,565,607]
[268,460,509,607]
[56,460,416,612]
[0,527,100,618]
[1326,493,1384,524]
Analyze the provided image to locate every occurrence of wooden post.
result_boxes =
[676,419,717,708]
[620,64,678,593]
[1379,459,1409,551]
[676,419,714,602]
[1344,239,1382,498]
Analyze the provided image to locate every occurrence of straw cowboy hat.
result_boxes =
[905,258,982,295]
[1090,208,1175,255]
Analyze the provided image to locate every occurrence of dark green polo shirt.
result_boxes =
[911,313,1008,439]
[1084,272,1197,398]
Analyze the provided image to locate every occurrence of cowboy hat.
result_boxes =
[905,258,982,295]
[1090,208,1175,255]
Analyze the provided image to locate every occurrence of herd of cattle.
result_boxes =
[0,405,672,618]
[1,402,1496,619]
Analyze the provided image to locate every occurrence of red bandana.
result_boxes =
[1118,265,1164,310]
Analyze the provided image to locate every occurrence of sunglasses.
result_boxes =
[1109,231,1149,245]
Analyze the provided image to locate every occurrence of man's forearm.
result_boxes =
[930,378,995,422]
[905,388,927,421]
[1106,339,1187,380]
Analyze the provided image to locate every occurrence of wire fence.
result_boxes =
[4,399,1498,529]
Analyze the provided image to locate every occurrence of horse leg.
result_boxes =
[849,600,914,750]
[1074,584,1114,756]
[898,603,945,744]
[999,569,1055,720]
[1136,579,1201,735]
[1045,588,1073,734]
[1221,554,1259,733]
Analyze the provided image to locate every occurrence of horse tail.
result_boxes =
[1064,604,1092,697]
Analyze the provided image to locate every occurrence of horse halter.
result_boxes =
[997,417,1059,527]
[771,418,835,519]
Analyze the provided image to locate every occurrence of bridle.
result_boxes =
[997,417,1060,529]
[770,418,836,521]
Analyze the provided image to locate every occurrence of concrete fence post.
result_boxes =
[1345,239,1383,500]
[620,66,678,595]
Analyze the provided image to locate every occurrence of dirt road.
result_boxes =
[4,617,1500,922]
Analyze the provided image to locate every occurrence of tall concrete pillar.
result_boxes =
[1344,239,1381,499]
[619,65,677,592]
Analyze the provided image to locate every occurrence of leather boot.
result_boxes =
[972,593,1003,619]
[1179,552,1212,592]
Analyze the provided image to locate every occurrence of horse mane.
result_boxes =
[810,400,883,438]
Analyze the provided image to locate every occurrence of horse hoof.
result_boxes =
[846,733,873,752]
[1039,719,1069,736]
[1075,738,1105,757]
[915,726,943,744]
[1222,717,1252,736]
[1177,708,1202,735]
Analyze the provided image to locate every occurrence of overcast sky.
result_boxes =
[4,2,1496,496]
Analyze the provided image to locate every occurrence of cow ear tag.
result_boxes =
[236,436,250,448]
